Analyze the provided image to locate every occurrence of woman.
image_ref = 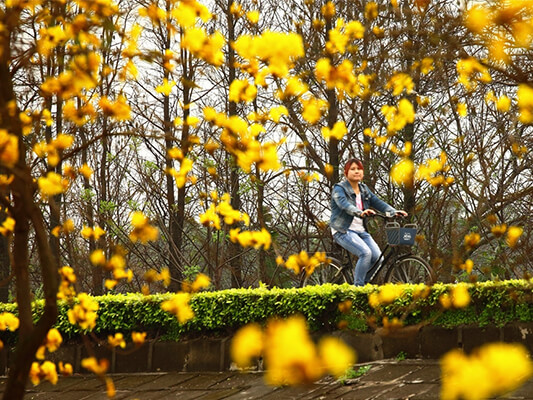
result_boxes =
[330,158,407,286]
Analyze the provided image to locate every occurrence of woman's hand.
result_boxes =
[395,210,408,217]
[361,209,376,217]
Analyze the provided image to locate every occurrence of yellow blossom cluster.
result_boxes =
[0,216,15,236]
[51,219,75,238]
[57,266,77,300]
[0,129,19,167]
[441,342,533,400]
[321,121,347,141]
[67,293,99,330]
[439,283,471,309]
[464,1,533,63]
[281,251,329,276]
[325,18,365,55]
[108,333,126,349]
[41,53,102,100]
[199,191,250,229]
[368,283,407,308]
[161,292,194,323]
[181,28,225,66]
[385,72,414,97]
[0,312,20,349]
[415,152,454,187]
[33,133,74,167]
[129,211,159,244]
[144,267,172,289]
[29,361,59,386]
[456,57,491,91]
[89,250,133,290]
[38,172,70,197]
[81,225,106,241]
[381,98,415,133]
[203,107,282,172]
[517,84,533,124]
[229,79,258,103]
[167,155,195,189]
[229,227,272,250]
[181,272,211,293]
[36,328,63,360]
[233,31,304,78]
[506,226,523,248]
[231,315,355,385]
[463,232,481,250]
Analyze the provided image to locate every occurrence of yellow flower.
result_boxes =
[0,129,19,167]
[155,78,176,96]
[81,357,109,375]
[390,158,414,187]
[0,312,20,331]
[191,273,211,292]
[441,343,532,400]
[300,97,327,124]
[420,57,434,74]
[450,284,470,308]
[517,84,533,124]
[318,337,356,377]
[90,249,106,266]
[161,292,194,323]
[506,226,523,248]
[38,172,69,196]
[457,103,468,117]
[108,333,126,349]
[460,259,474,274]
[132,331,147,346]
[79,163,94,179]
[98,94,131,121]
[45,328,63,352]
[59,362,73,376]
[464,5,491,34]
[229,79,257,103]
[386,73,414,96]
[129,211,159,244]
[231,323,264,368]
[464,232,480,249]
[364,2,378,20]
[68,293,99,330]
[321,121,347,141]
[0,217,15,236]
[246,10,260,24]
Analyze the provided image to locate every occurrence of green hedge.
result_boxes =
[1,280,532,343]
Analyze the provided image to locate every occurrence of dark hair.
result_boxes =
[344,158,364,176]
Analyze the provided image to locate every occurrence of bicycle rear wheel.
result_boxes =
[384,254,434,285]
[301,257,350,287]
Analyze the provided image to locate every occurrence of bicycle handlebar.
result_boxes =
[364,211,406,219]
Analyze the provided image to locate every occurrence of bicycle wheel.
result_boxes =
[301,257,350,287]
[384,255,434,285]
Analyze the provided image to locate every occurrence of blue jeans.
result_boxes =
[333,230,382,286]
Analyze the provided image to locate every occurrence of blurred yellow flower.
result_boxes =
[464,232,481,249]
[108,333,126,349]
[441,343,532,400]
[321,121,347,141]
[161,292,194,323]
[231,323,264,368]
[464,5,491,34]
[132,331,147,346]
[457,103,468,117]
[0,312,19,331]
[506,226,523,248]
[0,129,19,167]
[390,158,414,187]
[38,172,69,196]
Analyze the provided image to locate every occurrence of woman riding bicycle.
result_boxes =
[330,158,407,286]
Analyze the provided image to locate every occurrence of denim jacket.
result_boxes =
[330,180,397,233]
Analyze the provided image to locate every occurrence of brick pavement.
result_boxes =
[4,359,532,400]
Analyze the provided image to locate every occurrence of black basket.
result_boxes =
[385,222,417,246]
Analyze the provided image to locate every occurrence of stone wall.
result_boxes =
[1,323,532,375]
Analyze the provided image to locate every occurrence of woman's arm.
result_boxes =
[332,185,361,217]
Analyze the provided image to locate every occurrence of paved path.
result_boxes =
[5,359,533,399]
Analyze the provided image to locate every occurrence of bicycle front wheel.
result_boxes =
[301,257,350,287]
[384,255,434,285]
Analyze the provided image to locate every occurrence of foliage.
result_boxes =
[1,280,531,344]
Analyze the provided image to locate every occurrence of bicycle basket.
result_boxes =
[385,222,417,246]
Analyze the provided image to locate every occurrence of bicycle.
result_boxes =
[301,212,434,286]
